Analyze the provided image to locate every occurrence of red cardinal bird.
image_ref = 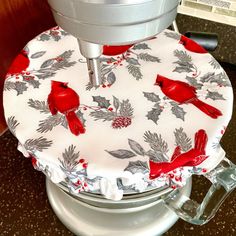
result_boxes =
[179,35,207,54]
[149,129,208,179]
[155,74,222,119]
[103,44,133,56]
[47,81,86,136]
[7,49,30,75]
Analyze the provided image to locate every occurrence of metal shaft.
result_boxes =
[86,58,101,86]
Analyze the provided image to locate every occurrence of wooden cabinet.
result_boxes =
[0,0,55,133]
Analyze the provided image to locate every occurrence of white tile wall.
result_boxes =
[178,0,236,26]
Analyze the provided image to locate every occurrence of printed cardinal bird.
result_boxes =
[7,50,30,75]
[103,44,133,56]
[179,35,207,54]
[155,74,222,119]
[149,129,208,179]
[47,81,86,136]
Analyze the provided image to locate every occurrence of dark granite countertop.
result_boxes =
[0,63,235,235]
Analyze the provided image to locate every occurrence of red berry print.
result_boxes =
[79,158,85,164]
[83,163,88,169]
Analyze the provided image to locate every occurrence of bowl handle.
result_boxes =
[162,157,236,225]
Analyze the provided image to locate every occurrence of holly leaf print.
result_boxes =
[4,81,28,95]
[146,105,163,124]
[128,139,145,156]
[206,91,226,101]
[38,33,50,41]
[143,92,161,103]
[201,72,231,87]
[92,96,111,109]
[127,64,143,80]
[106,149,136,159]
[31,51,46,59]
[138,53,160,63]
[24,137,53,152]
[185,76,203,89]
[170,102,186,121]
[23,77,40,88]
[132,43,150,50]
[124,161,149,174]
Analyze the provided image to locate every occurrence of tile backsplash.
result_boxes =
[179,0,236,25]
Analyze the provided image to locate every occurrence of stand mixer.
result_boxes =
[47,0,179,86]
[3,0,236,235]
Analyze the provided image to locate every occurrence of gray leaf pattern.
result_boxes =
[138,53,160,63]
[31,51,46,59]
[24,137,53,152]
[7,116,20,135]
[59,145,80,173]
[132,43,150,50]
[90,110,116,121]
[144,131,169,154]
[174,127,192,152]
[209,58,221,69]
[23,77,41,88]
[113,96,120,111]
[124,161,149,174]
[146,150,169,162]
[126,58,140,65]
[164,31,181,40]
[4,81,28,95]
[106,149,136,159]
[173,50,196,74]
[146,106,163,124]
[143,92,161,103]
[127,64,143,80]
[92,96,111,109]
[185,76,203,89]
[37,114,65,133]
[40,59,54,68]
[206,91,226,100]
[107,72,116,85]
[119,99,133,117]
[128,139,145,156]
[170,102,186,121]
[5,50,76,95]
[200,72,231,87]
[28,99,50,114]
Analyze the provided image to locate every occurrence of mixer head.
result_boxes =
[48,0,179,86]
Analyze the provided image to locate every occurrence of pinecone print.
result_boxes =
[112,116,132,129]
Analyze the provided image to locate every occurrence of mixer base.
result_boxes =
[46,179,192,236]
